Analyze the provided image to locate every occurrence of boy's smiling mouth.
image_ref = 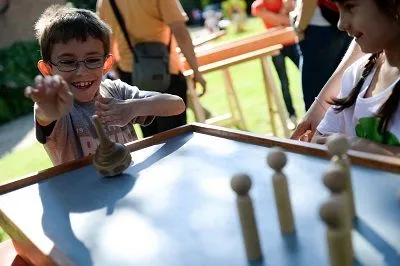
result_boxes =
[72,81,95,90]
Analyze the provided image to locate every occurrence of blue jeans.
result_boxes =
[271,44,301,117]
[299,25,352,110]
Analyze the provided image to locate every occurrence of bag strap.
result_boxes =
[109,0,172,54]
[109,0,134,51]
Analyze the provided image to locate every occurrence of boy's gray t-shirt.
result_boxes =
[37,79,154,166]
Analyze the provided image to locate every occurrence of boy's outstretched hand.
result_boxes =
[25,75,73,125]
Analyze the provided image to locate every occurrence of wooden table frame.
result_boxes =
[2,124,399,196]
[182,27,297,70]
[1,123,400,265]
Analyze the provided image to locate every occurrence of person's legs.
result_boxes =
[300,26,351,110]
[284,44,301,68]
[272,52,296,118]
[140,73,188,137]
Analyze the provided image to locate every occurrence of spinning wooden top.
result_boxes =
[92,115,132,177]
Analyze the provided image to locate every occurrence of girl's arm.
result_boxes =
[311,133,399,156]
[293,0,317,35]
[291,40,364,140]
[350,138,400,156]
[310,131,330,144]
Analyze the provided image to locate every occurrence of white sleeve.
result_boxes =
[316,106,345,135]
[316,56,367,135]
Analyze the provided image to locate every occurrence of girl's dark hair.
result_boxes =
[329,52,400,138]
[329,0,400,139]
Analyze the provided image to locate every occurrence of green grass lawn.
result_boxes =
[0,17,304,243]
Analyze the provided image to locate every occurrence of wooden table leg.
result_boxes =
[260,56,290,138]
[222,68,247,130]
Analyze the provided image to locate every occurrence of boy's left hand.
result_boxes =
[95,95,136,127]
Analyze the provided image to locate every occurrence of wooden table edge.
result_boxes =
[1,123,399,195]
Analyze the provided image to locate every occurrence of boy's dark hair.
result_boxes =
[329,0,400,143]
[35,5,112,62]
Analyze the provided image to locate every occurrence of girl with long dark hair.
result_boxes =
[314,0,400,156]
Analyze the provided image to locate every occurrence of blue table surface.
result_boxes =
[0,132,399,266]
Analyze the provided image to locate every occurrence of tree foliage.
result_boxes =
[67,0,97,11]
[0,41,41,124]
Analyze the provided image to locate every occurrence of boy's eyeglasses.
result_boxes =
[50,55,109,72]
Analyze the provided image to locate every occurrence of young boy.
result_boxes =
[24,5,185,166]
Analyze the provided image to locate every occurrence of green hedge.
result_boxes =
[68,0,97,11]
[0,41,41,124]
[0,2,98,125]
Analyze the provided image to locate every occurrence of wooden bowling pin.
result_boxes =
[320,198,353,266]
[323,165,353,257]
[327,134,356,220]
[266,148,295,234]
[92,115,132,177]
[231,173,263,262]
[323,165,352,228]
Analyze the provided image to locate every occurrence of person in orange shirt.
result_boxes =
[97,0,206,137]
[252,0,301,128]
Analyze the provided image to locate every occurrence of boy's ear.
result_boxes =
[37,60,52,76]
[103,55,114,73]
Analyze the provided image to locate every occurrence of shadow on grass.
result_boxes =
[0,113,34,158]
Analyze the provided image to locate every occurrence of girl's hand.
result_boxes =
[291,100,327,141]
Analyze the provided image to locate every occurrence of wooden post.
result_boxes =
[261,56,290,137]
[222,68,247,130]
